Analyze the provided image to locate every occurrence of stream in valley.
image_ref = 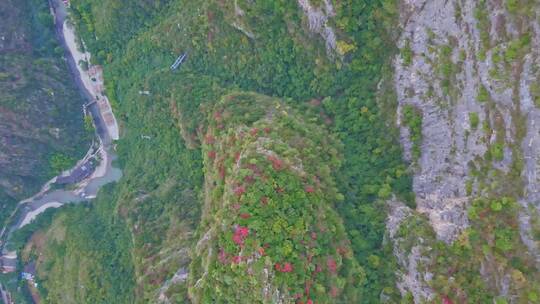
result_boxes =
[0,0,122,275]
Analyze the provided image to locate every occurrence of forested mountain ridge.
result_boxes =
[17,0,408,302]
[189,92,364,303]
[0,0,89,227]
[7,0,540,303]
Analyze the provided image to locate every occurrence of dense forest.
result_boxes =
[3,0,540,302]
[7,0,413,302]
[6,0,540,302]
[189,92,365,303]
[0,0,90,227]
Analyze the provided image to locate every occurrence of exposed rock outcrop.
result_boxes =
[396,0,484,243]
[386,200,435,303]
[297,0,338,58]
[396,0,540,238]
[393,0,540,301]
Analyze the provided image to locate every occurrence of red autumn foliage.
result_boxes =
[327,257,337,274]
[250,128,259,136]
[330,286,339,298]
[442,296,454,304]
[264,127,271,134]
[240,213,251,219]
[258,247,265,256]
[205,134,215,144]
[232,226,249,246]
[282,262,293,272]
[218,248,228,264]
[218,164,226,179]
[236,226,249,237]
[267,155,285,170]
[305,185,315,193]
[232,256,242,264]
[305,280,312,296]
[207,150,216,159]
[275,262,293,273]
[234,186,246,196]
[232,234,243,246]
[306,299,313,304]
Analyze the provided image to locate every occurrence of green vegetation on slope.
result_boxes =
[13,186,135,304]
[190,92,363,303]
[402,104,423,161]
[398,195,540,303]
[22,0,411,302]
[0,0,90,226]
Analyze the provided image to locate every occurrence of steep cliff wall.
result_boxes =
[391,0,540,302]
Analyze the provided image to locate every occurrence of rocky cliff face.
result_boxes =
[0,0,89,221]
[390,0,540,302]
